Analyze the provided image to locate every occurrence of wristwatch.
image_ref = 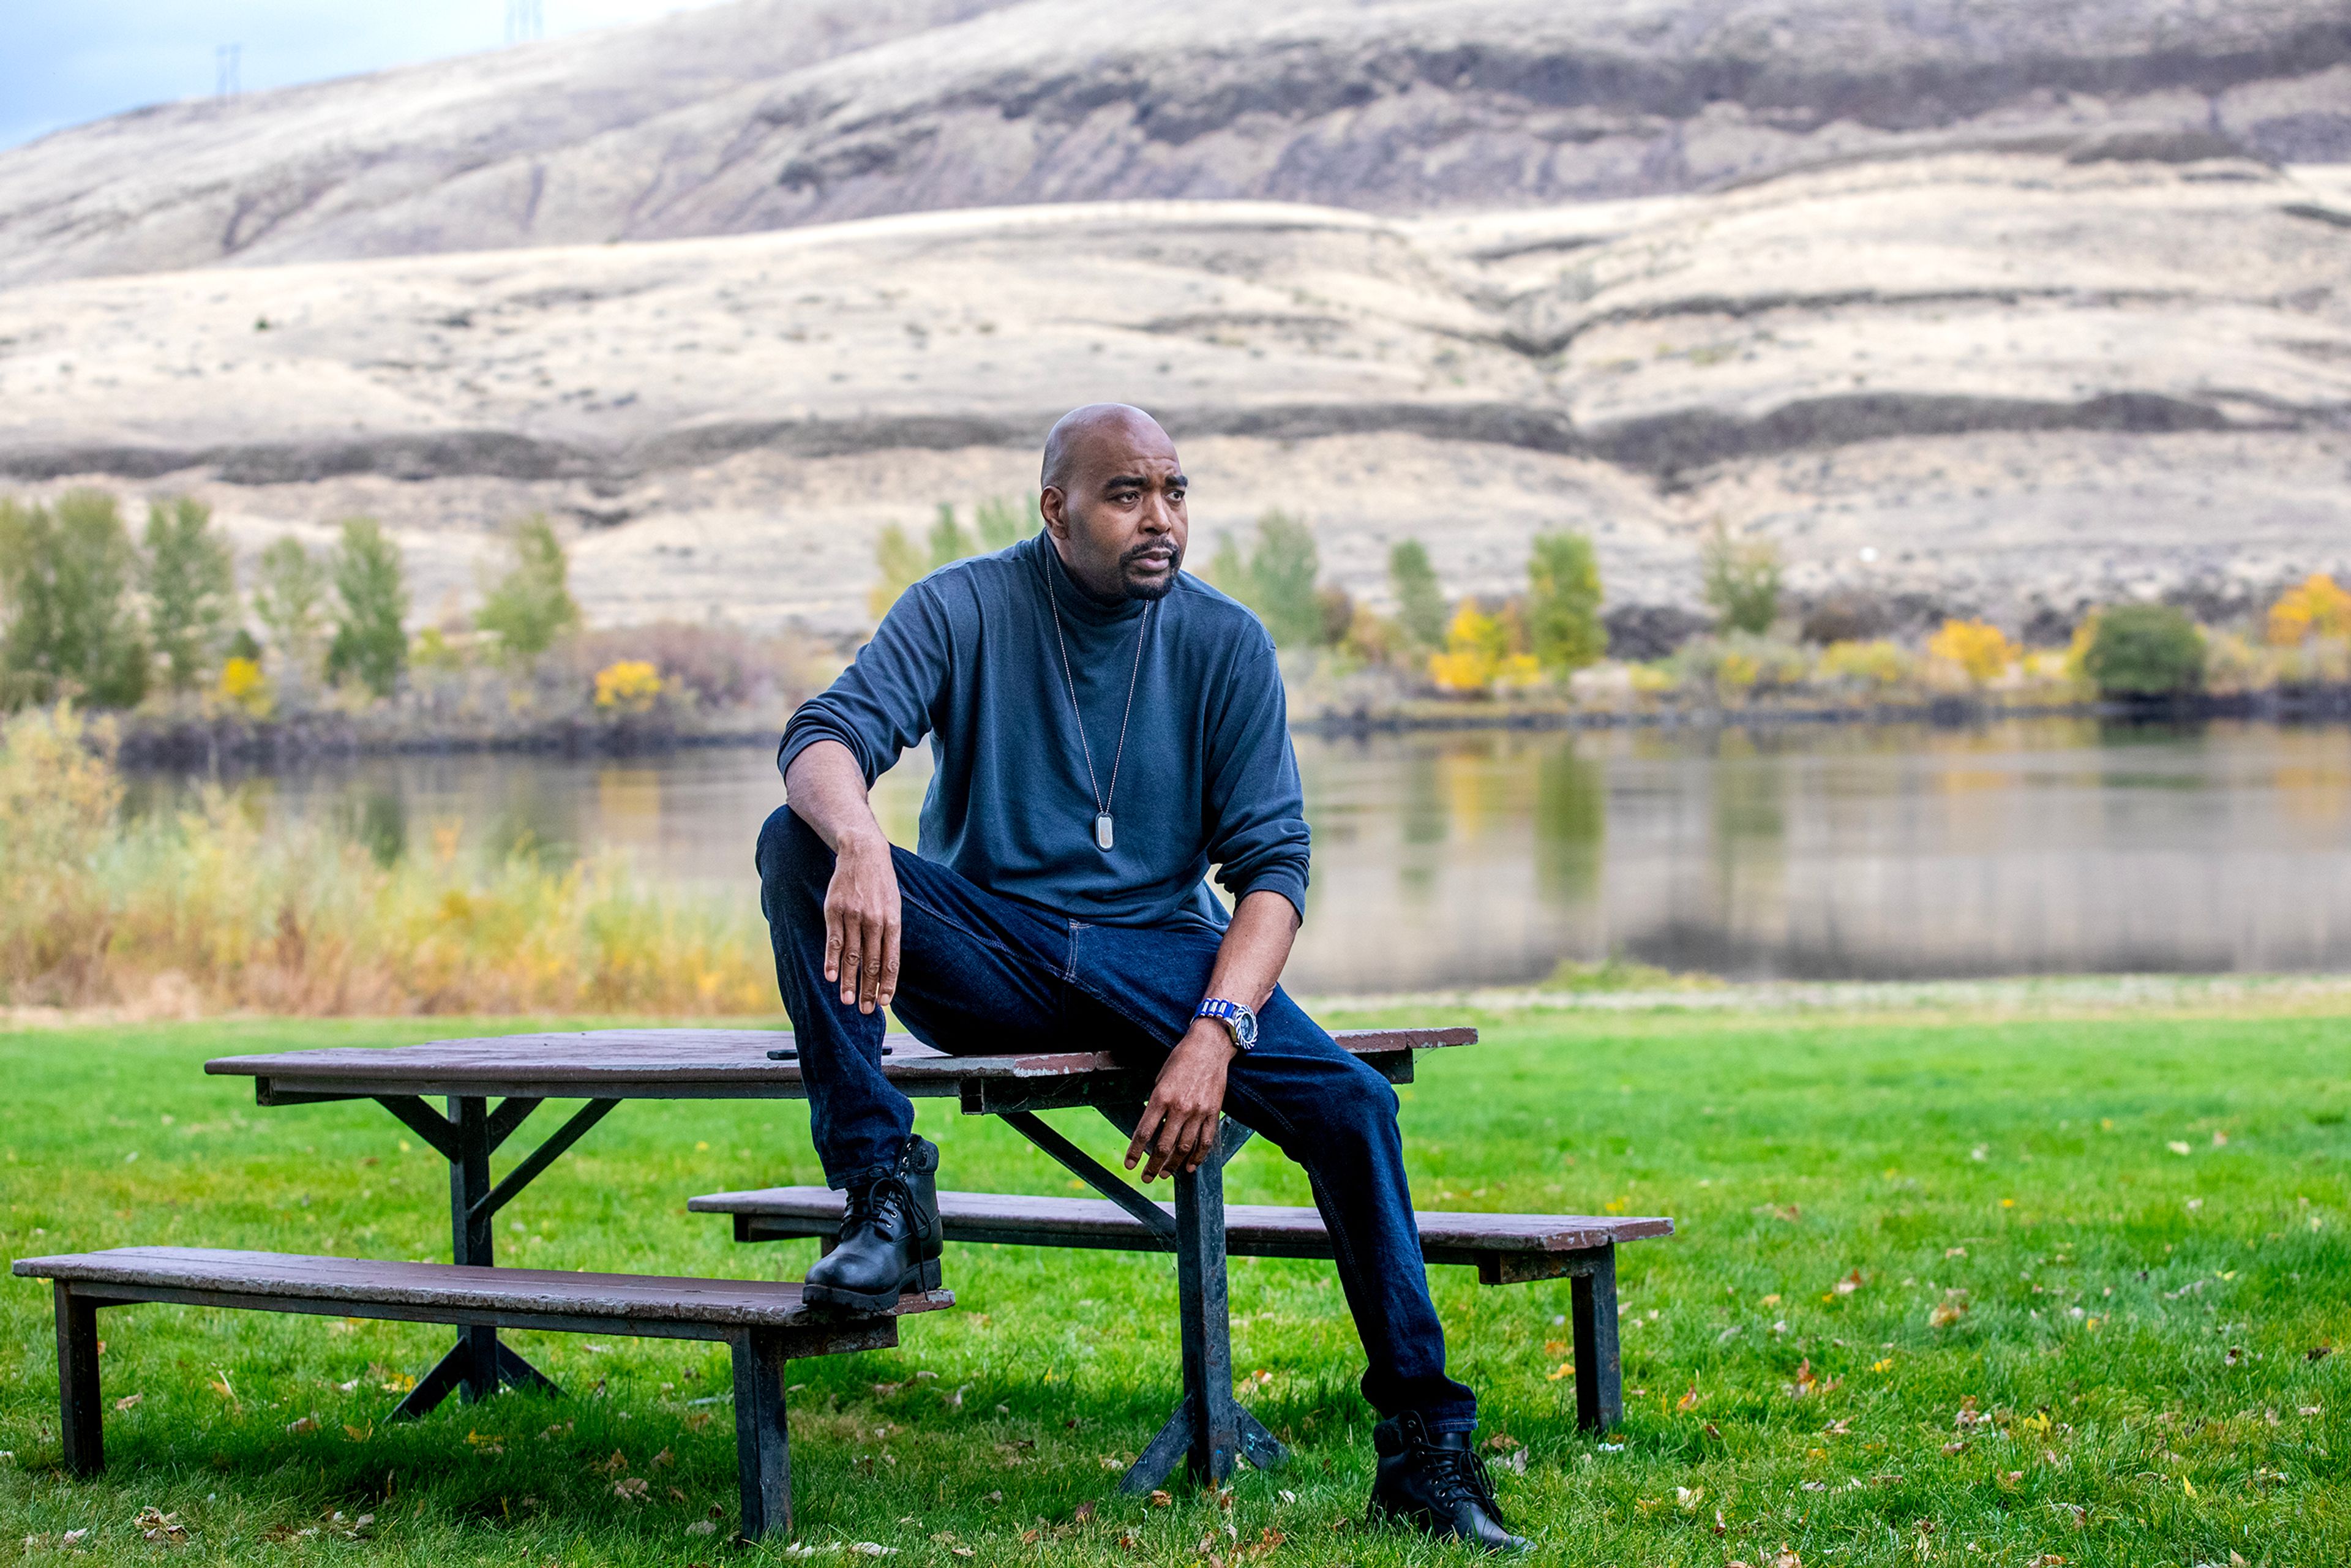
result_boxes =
[1194,997,1258,1054]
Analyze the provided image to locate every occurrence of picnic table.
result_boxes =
[203,1026,1475,1489]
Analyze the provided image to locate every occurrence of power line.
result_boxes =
[504,1,544,42]
[214,43,241,99]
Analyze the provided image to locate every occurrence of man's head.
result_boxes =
[1038,403,1186,602]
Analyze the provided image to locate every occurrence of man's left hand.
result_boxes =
[1126,1020,1235,1182]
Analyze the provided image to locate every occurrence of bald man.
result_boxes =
[757,405,1523,1549]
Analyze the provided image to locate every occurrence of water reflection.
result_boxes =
[127,721,2351,992]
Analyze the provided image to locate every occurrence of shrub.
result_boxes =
[1387,539,1448,649]
[475,515,580,660]
[593,659,664,713]
[215,656,272,718]
[574,622,813,715]
[2267,573,2351,646]
[1927,618,2017,686]
[2080,603,2205,698]
[0,490,148,709]
[251,535,329,675]
[141,497,237,692]
[1527,531,1605,672]
[1701,521,1780,635]
[324,517,410,697]
[1428,602,1539,694]
[1818,639,1913,690]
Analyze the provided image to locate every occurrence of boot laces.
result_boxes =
[843,1172,931,1242]
[1424,1443,1505,1523]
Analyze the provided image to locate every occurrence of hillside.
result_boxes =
[2,0,2347,288]
[4,145,2344,637]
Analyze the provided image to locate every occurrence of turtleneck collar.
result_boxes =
[1029,531,1151,627]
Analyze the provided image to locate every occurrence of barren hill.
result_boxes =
[4,0,2348,288]
[4,146,2344,637]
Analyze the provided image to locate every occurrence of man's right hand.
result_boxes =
[824,831,902,1013]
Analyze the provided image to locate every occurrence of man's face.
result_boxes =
[1041,419,1188,602]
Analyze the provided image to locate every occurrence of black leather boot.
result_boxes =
[1367,1411,1530,1552]
[803,1135,943,1313]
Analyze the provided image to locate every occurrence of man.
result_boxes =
[757,404,1524,1550]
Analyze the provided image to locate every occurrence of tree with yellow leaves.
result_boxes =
[1927,618,2015,686]
[2267,573,2351,646]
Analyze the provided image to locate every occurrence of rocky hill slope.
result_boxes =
[3,0,2347,288]
[5,145,2344,636]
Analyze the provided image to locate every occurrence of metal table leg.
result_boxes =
[374,1093,617,1419]
[1002,1109,1288,1492]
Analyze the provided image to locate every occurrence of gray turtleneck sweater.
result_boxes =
[778,533,1310,930]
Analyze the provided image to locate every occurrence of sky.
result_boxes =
[0,1,735,151]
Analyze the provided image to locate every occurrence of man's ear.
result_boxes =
[1038,486,1071,539]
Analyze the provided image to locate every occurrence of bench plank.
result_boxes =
[20,1248,953,1542]
[15,1248,948,1343]
[202,1028,1474,1103]
[689,1188,1671,1274]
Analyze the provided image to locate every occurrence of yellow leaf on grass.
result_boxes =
[1676,1386,1701,1412]
[1546,1361,1575,1381]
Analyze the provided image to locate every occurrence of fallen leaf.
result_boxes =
[1833,1269,1864,1296]
[1149,1491,1172,1508]
[686,1520,718,1536]
[1772,1547,1802,1568]
[1074,1502,1096,1525]
[951,1549,974,1559]
[1929,1292,1970,1328]
[2169,1141,2192,1156]
[113,1394,143,1411]
[1677,1386,1701,1411]
[285,1414,320,1435]
[1019,1530,1040,1545]
[1545,1360,1575,1381]
[1543,1338,1569,1356]
[613,1477,650,1502]
[1482,1433,1522,1453]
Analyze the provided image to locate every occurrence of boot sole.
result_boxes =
[803,1256,943,1314]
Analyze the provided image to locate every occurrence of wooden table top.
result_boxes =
[206,1026,1476,1104]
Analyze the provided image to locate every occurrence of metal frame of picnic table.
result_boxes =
[205,1025,1473,1491]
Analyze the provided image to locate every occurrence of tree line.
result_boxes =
[0,492,579,711]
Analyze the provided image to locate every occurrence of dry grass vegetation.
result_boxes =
[0,705,769,1015]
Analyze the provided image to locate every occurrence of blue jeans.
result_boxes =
[756,806,1476,1430]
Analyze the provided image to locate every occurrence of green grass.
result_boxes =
[2,1004,2347,1565]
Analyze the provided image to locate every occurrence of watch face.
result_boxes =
[1234,1008,1258,1048]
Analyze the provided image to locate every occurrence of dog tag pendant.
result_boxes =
[1095,812,1115,852]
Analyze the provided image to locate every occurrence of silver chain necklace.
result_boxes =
[1043,557,1151,853]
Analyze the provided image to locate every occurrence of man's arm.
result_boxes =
[1124,888,1300,1182]
[784,740,902,1015]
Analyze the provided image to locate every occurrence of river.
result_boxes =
[130,719,2351,995]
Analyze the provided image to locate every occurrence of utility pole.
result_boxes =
[504,0,544,42]
[215,43,242,99]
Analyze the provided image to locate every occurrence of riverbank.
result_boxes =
[105,678,2351,767]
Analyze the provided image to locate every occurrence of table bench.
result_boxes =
[690,1187,1673,1435]
[14,1246,950,1542]
[198,1027,1475,1493]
